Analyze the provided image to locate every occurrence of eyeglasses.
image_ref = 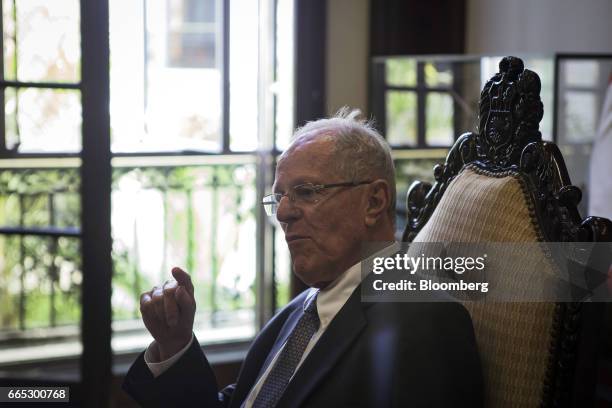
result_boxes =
[262,181,372,216]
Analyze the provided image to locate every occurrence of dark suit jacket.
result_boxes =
[123,282,483,407]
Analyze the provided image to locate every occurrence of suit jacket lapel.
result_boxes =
[276,285,368,408]
[229,303,304,408]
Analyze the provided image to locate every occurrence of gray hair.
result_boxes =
[280,107,396,220]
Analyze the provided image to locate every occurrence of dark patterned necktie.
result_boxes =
[252,291,320,408]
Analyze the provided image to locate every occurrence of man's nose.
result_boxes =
[275,195,301,224]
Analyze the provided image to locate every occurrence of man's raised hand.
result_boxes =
[140,267,196,360]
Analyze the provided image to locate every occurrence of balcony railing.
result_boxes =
[0,159,257,363]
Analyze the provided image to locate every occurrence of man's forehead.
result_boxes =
[290,133,334,153]
[274,138,336,186]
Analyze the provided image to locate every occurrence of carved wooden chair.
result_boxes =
[401,56,612,407]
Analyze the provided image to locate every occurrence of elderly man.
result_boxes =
[123,110,483,407]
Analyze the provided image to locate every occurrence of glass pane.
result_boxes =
[0,168,81,227]
[184,0,216,23]
[5,87,82,153]
[109,0,145,151]
[424,62,453,87]
[0,236,21,331]
[451,60,480,135]
[564,91,597,143]
[426,93,454,146]
[4,87,18,149]
[111,163,257,353]
[524,58,554,141]
[168,32,216,68]
[0,167,81,365]
[229,0,259,151]
[386,91,416,146]
[564,60,599,87]
[17,194,49,227]
[0,235,81,327]
[0,235,81,364]
[2,0,80,83]
[167,0,217,68]
[386,58,416,87]
[274,0,295,151]
[110,0,222,152]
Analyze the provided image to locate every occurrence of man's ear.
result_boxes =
[364,179,390,227]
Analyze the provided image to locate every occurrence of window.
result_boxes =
[558,59,607,144]
[374,58,463,148]
[373,56,554,150]
[371,56,554,236]
[0,0,294,385]
[108,0,262,355]
[0,0,83,366]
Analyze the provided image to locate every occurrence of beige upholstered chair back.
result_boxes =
[401,56,612,407]
[412,166,555,407]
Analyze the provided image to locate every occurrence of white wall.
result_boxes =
[467,0,612,54]
[325,0,370,116]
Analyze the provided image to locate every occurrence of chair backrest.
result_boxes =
[401,56,612,407]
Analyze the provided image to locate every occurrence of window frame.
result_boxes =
[370,57,470,150]
[0,0,286,404]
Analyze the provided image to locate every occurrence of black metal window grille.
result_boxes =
[371,59,468,149]
[0,0,287,405]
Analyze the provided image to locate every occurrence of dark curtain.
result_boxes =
[295,0,327,127]
[371,0,466,56]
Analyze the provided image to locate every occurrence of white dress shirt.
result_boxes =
[144,242,399,406]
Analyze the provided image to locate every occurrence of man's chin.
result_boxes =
[292,261,318,287]
[293,268,314,287]
[292,261,335,288]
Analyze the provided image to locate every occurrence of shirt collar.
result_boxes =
[304,241,400,328]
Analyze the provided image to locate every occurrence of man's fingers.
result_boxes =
[163,280,180,327]
[140,271,194,332]
[140,291,152,309]
[175,285,196,314]
[172,267,194,297]
[151,286,167,325]
[140,291,154,320]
